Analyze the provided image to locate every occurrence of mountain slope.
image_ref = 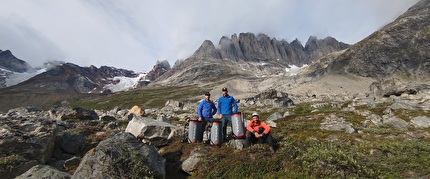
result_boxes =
[0,63,144,111]
[318,0,430,78]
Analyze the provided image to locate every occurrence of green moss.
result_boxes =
[107,144,161,178]
[395,109,430,122]
[0,155,26,174]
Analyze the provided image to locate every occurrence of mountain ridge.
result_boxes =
[152,34,349,85]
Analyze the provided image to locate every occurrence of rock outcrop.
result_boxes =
[72,132,166,179]
[146,60,171,81]
[0,117,58,179]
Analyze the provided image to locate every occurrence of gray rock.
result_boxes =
[0,117,58,178]
[366,114,383,126]
[410,116,430,128]
[320,114,355,134]
[125,116,178,147]
[15,164,71,179]
[49,107,98,121]
[390,102,420,111]
[267,112,283,121]
[64,156,81,172]
[6,106,46,118]
[56,131,86,155]
[229,139,245,150]
[72,132,165,179]
[382,116,409,130]
[181,152,205,173]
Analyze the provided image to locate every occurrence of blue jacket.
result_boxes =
[197,100,217,118]
[217,94,238,115]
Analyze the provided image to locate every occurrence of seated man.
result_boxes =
[244,112,275,153]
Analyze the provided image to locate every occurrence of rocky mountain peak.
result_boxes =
[191,40,222,60]
[154,33,350,85]
[0,49,33,73]
[146,60,171,81]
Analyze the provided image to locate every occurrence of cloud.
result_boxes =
[0,0,420,72]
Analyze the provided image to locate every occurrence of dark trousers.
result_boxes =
[221,114,232,140]
[244,130,274,148]
[201,117,214,140]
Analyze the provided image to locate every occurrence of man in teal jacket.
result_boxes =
[217,87,238,142]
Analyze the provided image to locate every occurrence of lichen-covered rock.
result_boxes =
[72,132,165,179]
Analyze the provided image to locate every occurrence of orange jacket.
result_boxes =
[246,120,271,135]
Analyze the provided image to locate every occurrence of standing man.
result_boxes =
[244,112,275,153]
[197,92,217,138]
[217,87,238,142]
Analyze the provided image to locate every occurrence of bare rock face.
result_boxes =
[0,117,58,178]
[192,40,222,60]
[153,33,349,85]
[328,0,430,78]
[72,132,166,179]
[0,49,32,73]
[146,60,171,81]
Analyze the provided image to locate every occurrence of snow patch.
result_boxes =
[5,68,46,87]
[103,73,147,92]
[285,64,308,76]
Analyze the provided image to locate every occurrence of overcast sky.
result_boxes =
[0,0,420,72]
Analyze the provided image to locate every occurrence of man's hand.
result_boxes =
[255,133,263,138]
[219,114,223,119]
[198,117,202,121]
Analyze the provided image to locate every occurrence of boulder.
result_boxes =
[382,116,409,130]
[64,156,81,173]
[72,132,165,179]
[181,146,208,173]
[55,131,86,155]
[127,105,145,117]
[15,165,71,179]
[49,107,98,121]
[125,116,178,147]
[320,114,355,134]
[6,107,47,118]
[0,117,58,178]
[410,116,430,128]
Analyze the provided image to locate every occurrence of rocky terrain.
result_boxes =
[0,0,429,178]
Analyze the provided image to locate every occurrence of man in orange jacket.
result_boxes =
[244,112,275,153]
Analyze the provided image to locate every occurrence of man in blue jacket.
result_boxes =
[197,92,217,138]
[217,87,238,142]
